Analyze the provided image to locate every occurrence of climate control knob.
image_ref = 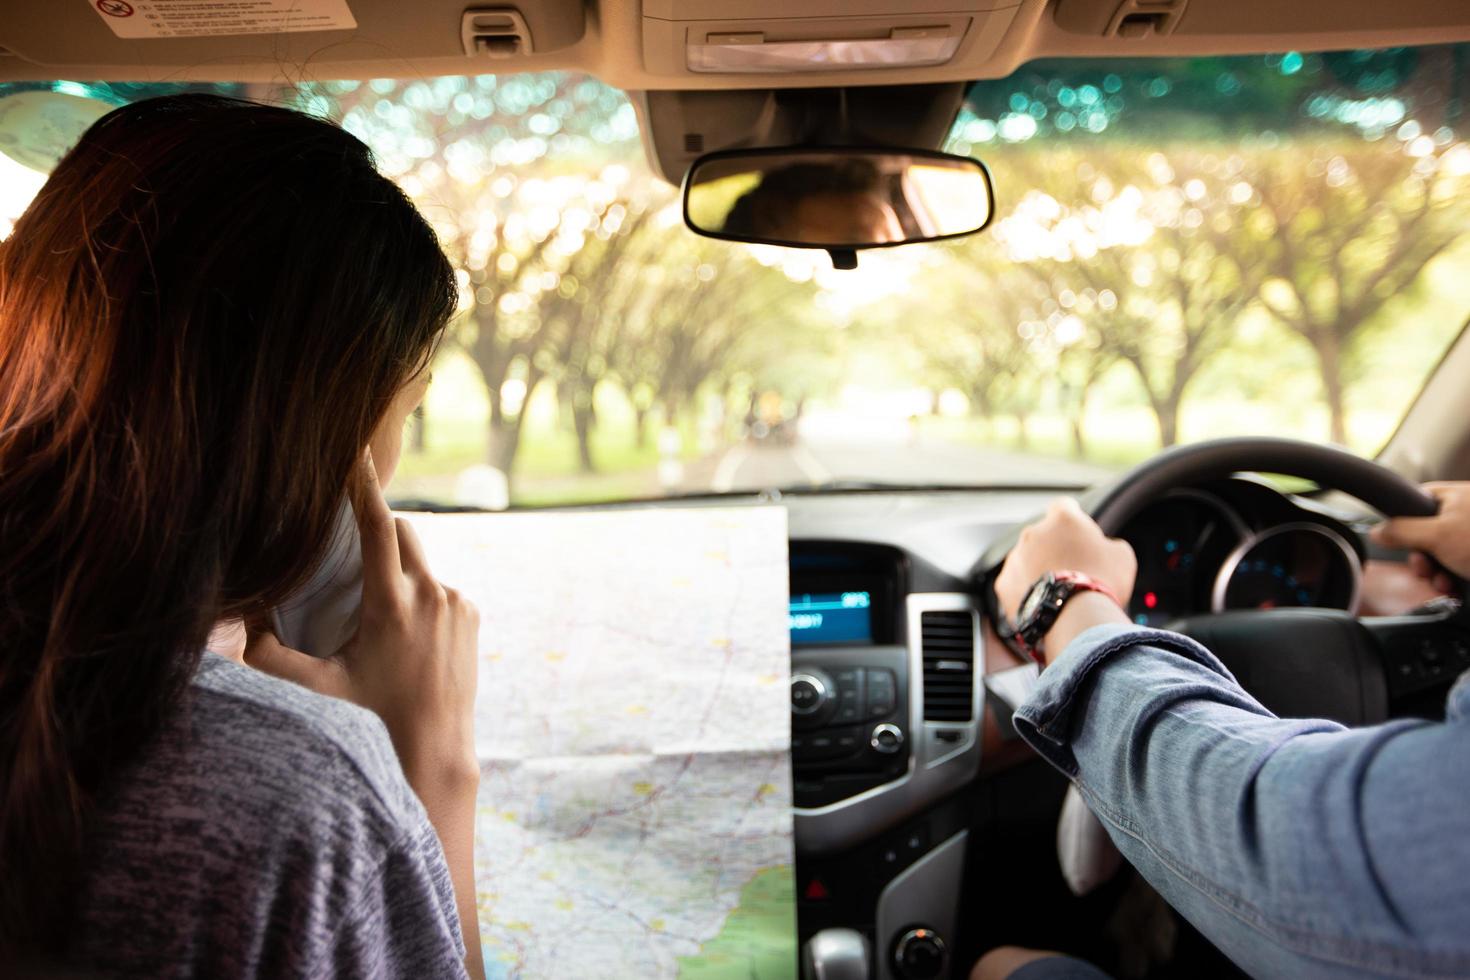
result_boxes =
[893,927,947,980]
[790,671,830,716]
[870,723,904,754]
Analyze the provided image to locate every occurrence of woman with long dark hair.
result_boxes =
[0,94,486,978]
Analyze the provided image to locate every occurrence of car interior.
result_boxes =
[5,1,1470,978]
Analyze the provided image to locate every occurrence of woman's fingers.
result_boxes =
[352,448,402,599]
[244,630,342,696]
[393,515,434,578]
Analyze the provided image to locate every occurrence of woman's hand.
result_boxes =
[1371,482,1470,591]
[244,448,480,795]
[246,449,485,979]
[995,498,1137,665]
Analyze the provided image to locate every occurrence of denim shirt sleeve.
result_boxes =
[1013,624,1470,979]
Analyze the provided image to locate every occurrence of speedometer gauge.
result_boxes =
[1119,490,1247,627]
[1212,523,1361,613]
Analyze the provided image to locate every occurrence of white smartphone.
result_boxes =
[270,500,362,658]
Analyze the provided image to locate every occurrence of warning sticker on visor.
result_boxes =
[87,0,356,39]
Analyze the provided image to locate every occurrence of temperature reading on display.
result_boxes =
[790,591,872,645]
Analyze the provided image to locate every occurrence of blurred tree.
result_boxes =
[290,73,643,482]
[1055,336,1118,457]
[541,200,662,471]
[601,238,823,452]
[654,251,813,428]
[1253,143,1470,443]
[292,73,828,482]
[983,148,1274,447]
[952,48,1470,451]
[450,203,560,478]
[907,261,1050,448]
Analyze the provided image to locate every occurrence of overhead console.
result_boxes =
[641,0,1020,80]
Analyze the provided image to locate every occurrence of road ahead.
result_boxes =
[677,433,1112,495]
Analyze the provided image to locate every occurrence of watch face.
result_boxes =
[1017,574,1052,625]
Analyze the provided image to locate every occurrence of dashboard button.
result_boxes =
[902,825,929,855]
[865,668,896,718]
[870,723,904,754]
[833,727,864,755]
[807,734,842,760]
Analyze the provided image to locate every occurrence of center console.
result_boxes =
[789,542,984,980]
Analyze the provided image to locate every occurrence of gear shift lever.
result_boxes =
[803,928,871,980]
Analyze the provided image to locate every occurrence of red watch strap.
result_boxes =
[1050,570,1123,609]
[1012,570,1124,667]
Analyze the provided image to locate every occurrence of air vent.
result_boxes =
[920,609,974,722]
[683,132,705,154]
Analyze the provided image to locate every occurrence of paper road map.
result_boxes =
[405,508,795,979]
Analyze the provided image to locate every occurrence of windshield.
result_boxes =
[3,45,1467,507]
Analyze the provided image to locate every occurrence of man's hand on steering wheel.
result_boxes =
[994,498,1139,667]
[1372,481,1470,593]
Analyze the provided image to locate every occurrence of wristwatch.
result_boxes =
[1002,570,1123,666]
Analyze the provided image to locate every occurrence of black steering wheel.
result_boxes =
[980,437,1469,726]
[1088,436,1438,536]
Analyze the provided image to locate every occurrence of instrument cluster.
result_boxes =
[1119,482,1362,627]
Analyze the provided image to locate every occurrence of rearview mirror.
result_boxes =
[683,147,994,269]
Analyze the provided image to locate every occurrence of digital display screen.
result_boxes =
[789,591,872,645]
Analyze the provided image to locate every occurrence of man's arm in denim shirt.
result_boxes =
[1013,623,1470,979]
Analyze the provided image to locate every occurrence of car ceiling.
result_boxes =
[4,0,1469,89]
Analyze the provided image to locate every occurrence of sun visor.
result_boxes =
[642,0,1020,80]
[0,1,586,81]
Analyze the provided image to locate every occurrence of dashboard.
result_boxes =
[1118,479,1364,627]
[779,479,1370,835]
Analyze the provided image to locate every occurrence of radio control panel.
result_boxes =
[791,666,898,729]
[791,647,910,808]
